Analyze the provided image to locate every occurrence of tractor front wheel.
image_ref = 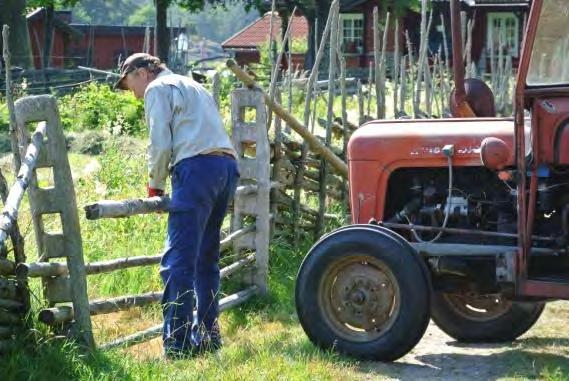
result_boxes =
[431,291,545,342]
[295,226,431,361]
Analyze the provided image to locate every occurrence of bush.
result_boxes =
[58,82,145,136]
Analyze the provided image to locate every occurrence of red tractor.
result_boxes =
[295,0,569,361]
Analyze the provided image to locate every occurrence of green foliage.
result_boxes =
[57,83,145,136]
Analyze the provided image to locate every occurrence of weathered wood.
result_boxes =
[0,258,15,275]
[15,261,68,278]
[39,257,258,325]
[268,7,297,128]
[21,225,255,277]
[15,94,94,348]
[0,278,18,300]
[0,122,46,245]
[0,170,25,265]
[398,55,407,117]
[393,18,400,116]
[0,339,15,353]
[291,3,336,244]
[90,292,162,316]
[357,80,365,125]
[378,12,390,119]
[226,60,348,179]
[405,30,416,117]
[212,72,221,109]
[100,286,258,350]
[2,25,22,171]
[414,0,429,118]
[0,326,13,339]
[45,276,72,304]
[318,1,340,237]
[38,305,73,325]
[0,298,23,311]
[84,196,170,220]
[373,7,380,119]
[220,254,255,278]
[0,310,20,325]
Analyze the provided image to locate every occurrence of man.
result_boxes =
[115,53,239,358]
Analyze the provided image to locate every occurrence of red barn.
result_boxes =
[26,8,183,70]
[222,0,530,72]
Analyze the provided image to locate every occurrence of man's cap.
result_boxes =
[114,53,161,90]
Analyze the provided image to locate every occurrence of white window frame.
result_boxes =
[340,13,364,54]
[486,12,519,58]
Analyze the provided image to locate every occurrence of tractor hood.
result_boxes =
[348,118,517,167]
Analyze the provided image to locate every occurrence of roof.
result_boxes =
[27,8,82,38]
[222,12,308,49]
[432,0,529,5]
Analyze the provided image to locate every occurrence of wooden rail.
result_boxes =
[100,286,258,350]
[18,225,255,278]
[0,122,46,245]
[38,245,256,324]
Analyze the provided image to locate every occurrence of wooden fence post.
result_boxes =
[230,89,271,295]
[14,95,94,349]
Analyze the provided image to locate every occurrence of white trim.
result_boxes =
[486,12,519,58]
[340,13,364,53]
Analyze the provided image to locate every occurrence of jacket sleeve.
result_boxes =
[144,85,173,190]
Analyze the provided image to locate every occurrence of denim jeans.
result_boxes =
[160,154,239,352]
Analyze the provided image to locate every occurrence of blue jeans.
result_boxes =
[160,154,239,352]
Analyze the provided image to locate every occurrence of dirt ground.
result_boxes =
[355,301,569,380]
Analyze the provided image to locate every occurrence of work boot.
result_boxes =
[199,323,223,353]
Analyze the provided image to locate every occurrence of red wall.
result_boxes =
[28,19,67,69]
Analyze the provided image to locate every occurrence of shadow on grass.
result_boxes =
[354,346,569,381]
[0,338,130,381]
[255,331,568,381]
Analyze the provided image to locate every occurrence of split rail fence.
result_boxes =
[0,88,272,351]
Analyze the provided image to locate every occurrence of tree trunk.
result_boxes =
[304,1,331,71]
[154,0,169,63]
[43,6,55,69]
[0,0,34,69]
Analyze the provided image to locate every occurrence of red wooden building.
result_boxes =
[221,12,309,68]
[222,0,530,72]
[26,8,181,70]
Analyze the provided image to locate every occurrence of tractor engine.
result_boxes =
[384,166,569,248]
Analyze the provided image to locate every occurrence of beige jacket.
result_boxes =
[144,69,236,190]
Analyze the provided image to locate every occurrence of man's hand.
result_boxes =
[147,184,165,198]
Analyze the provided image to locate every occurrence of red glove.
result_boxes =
[147,184,164,198]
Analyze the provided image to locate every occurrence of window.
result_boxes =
[527,1,569,86]
[487,12,519,57]
[341,13,364,54]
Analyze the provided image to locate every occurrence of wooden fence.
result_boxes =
[0,88,272,351]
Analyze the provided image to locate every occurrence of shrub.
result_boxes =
[57,82,145,136]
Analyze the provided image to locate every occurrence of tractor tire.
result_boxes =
[431,291,545,342]
[295,226,431,361]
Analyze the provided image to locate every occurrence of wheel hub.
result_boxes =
[324,259,399,338]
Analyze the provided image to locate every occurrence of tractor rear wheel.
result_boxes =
[431,291,545,342]
[295,226,431,361]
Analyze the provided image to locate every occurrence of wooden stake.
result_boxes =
[2,26,22,172]
[373,7,381,119]
[399,55,407,117]
[393,18,400,117]
[268,7,297,128]
[318,3,340,236]
[292,0,337,244]
[0,122,46,245]
[226,60,348,178]
[357,79,364,125]
[378,12,390,119]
